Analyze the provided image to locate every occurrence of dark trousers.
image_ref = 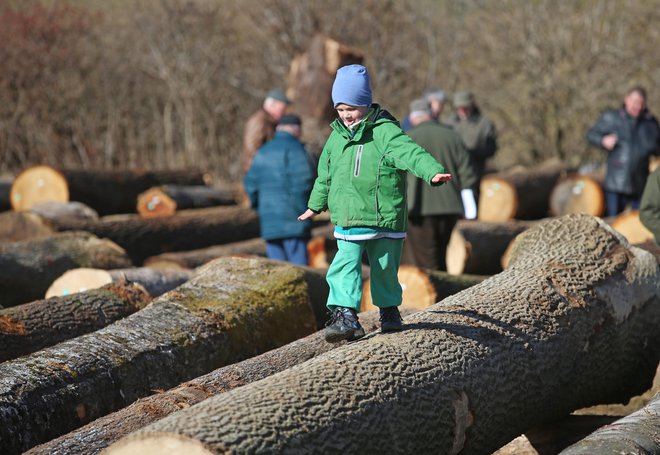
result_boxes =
[402,214,459,271]
[605,191,640,217]
[265,237,309,266]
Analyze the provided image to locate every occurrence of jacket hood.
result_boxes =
[330,104,399,140]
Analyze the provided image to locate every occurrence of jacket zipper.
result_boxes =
[353,145,363,177]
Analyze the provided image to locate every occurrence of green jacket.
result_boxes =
[640,167,660,242]
[407,120,478,216]
[307,105,446,231]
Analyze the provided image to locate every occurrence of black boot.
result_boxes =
[380,306,402,332]
[324,307,365,343]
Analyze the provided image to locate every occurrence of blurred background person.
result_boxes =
[639,166,660,244]
[586,86,660,216]
[400,87,447,131]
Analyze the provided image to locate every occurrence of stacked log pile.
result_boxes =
[0,256,319,453]
[136,184,237,218]
[144,237,267,269]
[0,232,132,307]
[106,214,659,454]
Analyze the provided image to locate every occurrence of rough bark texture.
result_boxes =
[560,393,660,455]
[9,165,69,211]
[60,168,210,215]
[446,219,538,275]
[45,205,260,264]
[30,201,99,224]
[46,267,193,299]
[361,265,486,311]
[108,214,660,455]
[0,211,54,243]
[0,282,150,362]
[479,162,570,221]
[549,174,605,217]
[137,184,237,218]
[26,308,416,455]
[0,257,317,454]
[144,237,267,269]
[0,231,133,307]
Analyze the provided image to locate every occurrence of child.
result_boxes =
[298,64,452,343]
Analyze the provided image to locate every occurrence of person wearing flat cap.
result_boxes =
[446,90,498,211]
[297,64,453,343]
[242,88,291,174]
[244,114,314,265]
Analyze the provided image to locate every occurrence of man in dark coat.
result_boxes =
[403,98,478,270]
[244,114,314,265]
[587,86,660,216]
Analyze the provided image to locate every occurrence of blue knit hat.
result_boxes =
[331,64,373,108]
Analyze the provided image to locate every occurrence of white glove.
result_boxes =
[461,189,477,220]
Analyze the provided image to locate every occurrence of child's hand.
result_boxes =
[432,173,453,183]
[298,209,316,221]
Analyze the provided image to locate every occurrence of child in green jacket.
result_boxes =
[298,64,452,342]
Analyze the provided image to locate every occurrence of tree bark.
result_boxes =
[25,307,416,455]
[549,174,605,217]
[560,393,660,455]
[9,165,69,211]
[361,264,486,311]
[60,168,211,215]
[107,214,660,455]
[136,184,237,218]
[143,237,267,269]
[0,211,54,243]
[45,267,194,299]
[446,219,538,275]
[29,201,99,224]
[0,257,318,454]
[0,232,132,308]
[44,205,260,265]
[478,161,571,221]
[0,282,150,362]
[610,210,655,245]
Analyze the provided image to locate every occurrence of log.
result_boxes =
[0,211,54,243]
[136,184,237,218]
[60,168,211,215]
[106,214,660,455]
[0,176,12,211]
[560,393,660,454]
[144,237,267,269]
[361,264,486,311]
[25,307,417,455]
[0,282,150,362]
[45,267,194,298]
[478,161,571,221]
[29,200,99,224]
[610,210,654,245]
[45,205,260,265]
[9,165,69,211]
[0,256,318,454]
[549,174,605,217]
[446,219,538,275]
[307,223,339,268]
[0,232,132,308]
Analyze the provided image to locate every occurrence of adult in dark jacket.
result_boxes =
[586,86,660,216]
[640,167,660,243]
[446,90,498,210]
[403,98,478,270]
[244,114,314,265]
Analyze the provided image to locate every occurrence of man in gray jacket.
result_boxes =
[587,86,660,216]
[403,98,478,271]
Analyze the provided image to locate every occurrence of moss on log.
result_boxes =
[0,282,150,362]
[0,232,133,307]
[107,214,660,455]
[26,308,416,455]
[0,257,317,454]
[560,392,660,454]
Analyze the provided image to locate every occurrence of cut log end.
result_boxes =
[446,228,470,276]
[10,165,69,211]
[610,210,654,245]
[105,433,213,455]
[478,177,517,221]
[307,236,328,268]
[136,188,177,218]
[45,268,113,298]
[549,175,604,217]
[361,264,436,312]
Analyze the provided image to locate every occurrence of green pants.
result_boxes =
[326,237,403,312]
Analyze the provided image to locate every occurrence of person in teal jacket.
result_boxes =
[298,64,452,343]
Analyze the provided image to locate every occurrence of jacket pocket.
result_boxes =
[353,145,363,177]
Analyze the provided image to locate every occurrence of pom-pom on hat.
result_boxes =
[331,64,373,108]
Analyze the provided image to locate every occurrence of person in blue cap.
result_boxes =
[298,64,452,342]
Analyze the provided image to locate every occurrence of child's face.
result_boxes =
[336,104,369,127]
